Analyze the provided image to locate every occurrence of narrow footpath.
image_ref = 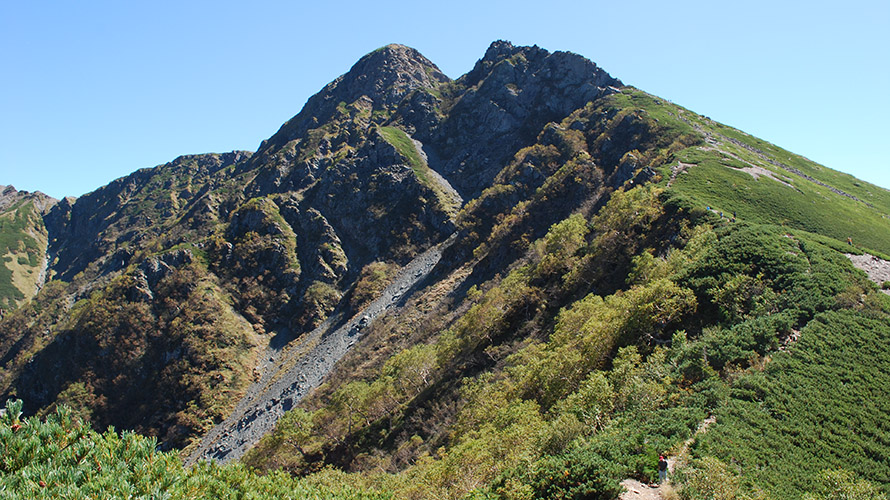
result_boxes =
[618,416,716,500]
[185,234,456,466]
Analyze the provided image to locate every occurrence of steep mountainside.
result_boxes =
[0,186,56,312]
[1,41,889,500]
[44,151,251,284]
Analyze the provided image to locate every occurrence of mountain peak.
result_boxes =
[0,184,57,213]
[254,44,448,160]
[369,43,422,59]
[339,43,449,107]
[464,39,605,88]
[479,39,545,63]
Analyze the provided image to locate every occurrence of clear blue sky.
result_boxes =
[2,0,888,199]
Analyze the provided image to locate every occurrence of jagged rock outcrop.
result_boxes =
[404,40,623,199]
[0,185,57,214]
[245,44,450,194]
[44,151,250,283]
[289,207,348,283]
[127,249,194,302]
[237,44,458,279]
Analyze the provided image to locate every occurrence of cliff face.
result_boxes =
[406,40,623,199]
[245,44,449,194]
[44,151,251,284]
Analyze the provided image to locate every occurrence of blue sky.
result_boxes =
[2,0,888,199]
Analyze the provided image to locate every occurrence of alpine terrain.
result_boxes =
[2,41,889,500]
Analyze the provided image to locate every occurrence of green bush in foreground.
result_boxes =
[0,399,390,499]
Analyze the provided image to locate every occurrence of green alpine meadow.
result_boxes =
[1,41,888,499]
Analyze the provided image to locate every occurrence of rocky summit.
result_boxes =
[2,41,890,500]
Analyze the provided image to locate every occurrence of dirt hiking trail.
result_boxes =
[618,416,716,500]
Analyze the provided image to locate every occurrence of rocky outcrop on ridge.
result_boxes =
[44,151,250,283]
[0,185,57,214]
[406,40,623,199]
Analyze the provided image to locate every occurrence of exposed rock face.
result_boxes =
[293,208,348,283]
[44,151,250,283]
[0,185,57,214]
[128,249,194,302]
[295,133,454,263]
[237,44,458,278]
[246,44,450,188]
[326,44,450,109]
[406,40,623,198]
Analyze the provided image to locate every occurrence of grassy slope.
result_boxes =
[377,125,461,216]
[692,306,890,498]
[0,201,46,310]
[605,90,890,498]
[610,88,890,255]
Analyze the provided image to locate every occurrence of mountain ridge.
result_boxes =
[1,40,889,499]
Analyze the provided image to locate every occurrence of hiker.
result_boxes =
[848,237,853,246]
[658,455,668,484]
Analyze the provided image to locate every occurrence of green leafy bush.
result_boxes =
[0,399,391,499]
[690,310,890,498]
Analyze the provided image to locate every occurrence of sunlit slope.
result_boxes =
[609,89,890,255]
[0,192,53,310]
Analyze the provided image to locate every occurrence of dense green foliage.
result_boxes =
[0,399,390,499]
[688,307,890,498]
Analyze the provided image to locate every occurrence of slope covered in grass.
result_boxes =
[0,199,48,310]
[377,125,462,216]
[687,305,890,499]
[609,89,890,255]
